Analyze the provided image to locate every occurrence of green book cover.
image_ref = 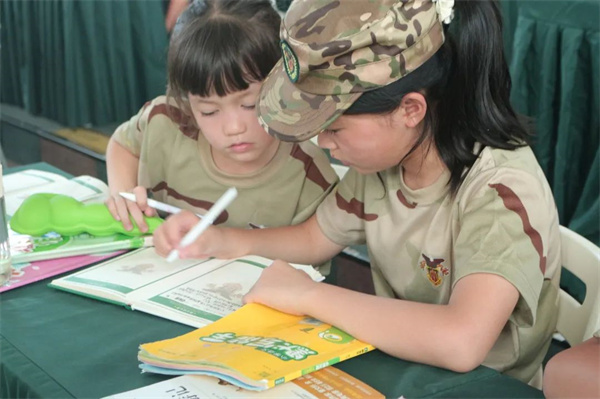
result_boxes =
[11,232,152,263]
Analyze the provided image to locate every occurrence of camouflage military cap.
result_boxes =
[258,0,444,142]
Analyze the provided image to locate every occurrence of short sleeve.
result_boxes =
[112,100,153,157]
[453,169,555,327]
[291,180,337,225]
[316,168,368,247]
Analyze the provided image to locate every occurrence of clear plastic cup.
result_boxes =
[0,167,12,286]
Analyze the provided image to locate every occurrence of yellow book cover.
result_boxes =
[138,303,375,391]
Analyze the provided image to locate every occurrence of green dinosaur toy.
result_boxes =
[10,193,163,237]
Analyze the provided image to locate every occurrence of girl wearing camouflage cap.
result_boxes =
[154,0,560,384]
[105,0,338,239]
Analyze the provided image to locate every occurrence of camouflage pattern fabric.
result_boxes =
[258,0,444,142]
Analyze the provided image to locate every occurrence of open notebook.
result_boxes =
[49,247,324,328]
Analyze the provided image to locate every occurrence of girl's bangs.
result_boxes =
[171,19,275,98]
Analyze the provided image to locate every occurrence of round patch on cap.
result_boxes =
[281,40,299,83]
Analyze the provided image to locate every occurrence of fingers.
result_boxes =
[153,223,173,257]
[242,291,254,305]
[243,261,314,315]
[125,188,148,232]
[115,187,150,232]
[176,216,213,259]
[153,211,201,257]
[109,195,135,231]
[127,201,148,233]
[105,197,121,221]
[131,186,157,218]
[107,187,162,233]
[242,260,284,304]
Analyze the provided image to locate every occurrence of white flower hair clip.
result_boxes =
[432,0,455,25]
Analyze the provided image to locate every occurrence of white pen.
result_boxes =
[166,187,238,263]
[119,192,206,220]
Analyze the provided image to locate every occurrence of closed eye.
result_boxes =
[322,128,339,135]
[242,104,256,110]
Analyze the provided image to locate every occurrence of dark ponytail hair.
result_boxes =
[167,0,280,103]
[346,0,530,196]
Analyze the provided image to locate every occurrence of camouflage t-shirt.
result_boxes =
[112,96,338,230]
[316,145,560,382]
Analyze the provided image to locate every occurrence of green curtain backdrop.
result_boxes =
[506,0,599,245]
[1,0,169,127]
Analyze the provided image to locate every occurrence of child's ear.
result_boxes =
[398,92,427,128]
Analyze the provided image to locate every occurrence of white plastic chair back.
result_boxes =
[556,226,600,345]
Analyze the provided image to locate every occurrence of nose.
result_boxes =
[317,133,335,150]
[224,112,246,136]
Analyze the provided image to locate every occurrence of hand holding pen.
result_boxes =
[106,186,157,232]
[119,191,265,230]
[166,187,237,262]
[120,188,238,261]
[150,188,239,262]
[119,191,209,222]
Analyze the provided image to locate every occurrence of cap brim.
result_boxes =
[258,59,361,142]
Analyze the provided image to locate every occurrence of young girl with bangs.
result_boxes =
[105,0,337,235]
[153,0,561,385]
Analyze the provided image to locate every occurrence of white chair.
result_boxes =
[0,143,6,169]
[531,226,600,389]
[556,225,600,346]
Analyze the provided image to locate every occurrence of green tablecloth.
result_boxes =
[0,279,543,398]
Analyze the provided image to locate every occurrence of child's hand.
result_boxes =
[243,260,318,316]
[106,186,156,232]
[153,210,200,257]
[153,210,234,260]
